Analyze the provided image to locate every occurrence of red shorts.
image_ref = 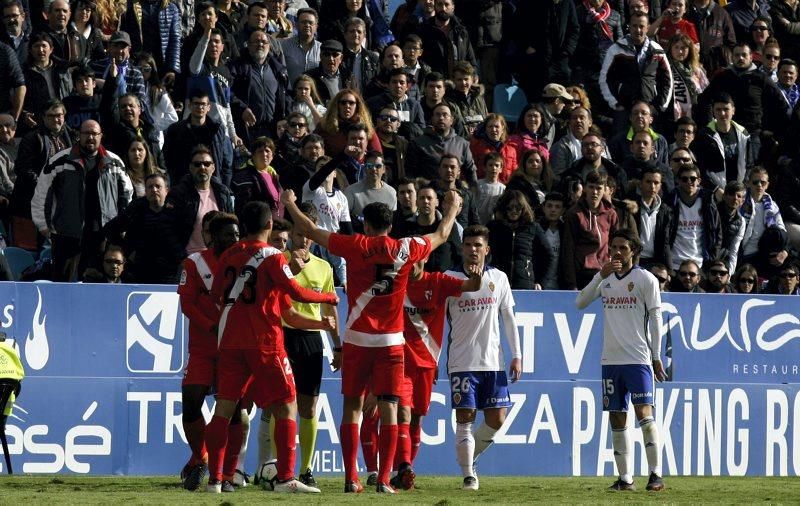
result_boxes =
[341,343,404,397]
[216,348,296,408]
[182,353,217,387]
[400,361,436,415]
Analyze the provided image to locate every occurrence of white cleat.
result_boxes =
[205,481,222,493]
[273,478,322,493]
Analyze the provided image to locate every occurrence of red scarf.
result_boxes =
[583,0,614,41]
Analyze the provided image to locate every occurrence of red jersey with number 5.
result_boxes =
[328,233,432,347]
[211,240,337,351]
[404,271,464,368]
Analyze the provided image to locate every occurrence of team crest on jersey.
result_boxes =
[627,282,634,292]
[604,282,611,288]
[603,395,609,408]
[179,269,187,285]
[425,289,432,300]
[282,264,294,279]
[453,392,462,405]
[488,282,495,292]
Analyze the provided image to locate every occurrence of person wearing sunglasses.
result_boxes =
[700,259,734,293]
[671,258,704,292]
[344,151,396,233]
[666,163,722,273]
[718,180,746,274]
[758,39,781,81]
[366,67,425,139]
[649,263,671,292]
[696,41,789,135]
[691,92,754,192]
[374,106,408,184]
[764,262,800,295]
[726,5,771,46]
[732,262,759,294]
[739,166,790,279]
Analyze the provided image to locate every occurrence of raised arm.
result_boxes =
[424,189,462,251]
[281,189,332,248]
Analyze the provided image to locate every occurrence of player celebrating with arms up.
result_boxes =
[445,225,522,491]
[575,228,666,492]
[282,188,462,494]
[205,201,338,494]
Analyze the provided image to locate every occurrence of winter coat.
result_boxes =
[487,219,554,289]
[560,198,619,289]
[599,35,673,112]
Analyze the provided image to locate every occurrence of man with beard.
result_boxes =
[417,0,476,77]
[0,0,29,65]
[609,101,670,166]
[406,102,476,185]
[633,166,673,270]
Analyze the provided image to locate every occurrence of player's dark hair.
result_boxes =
[299,201,319,224]
[272,217,292,233]
[611,228,643,256]
[463,225,489,243]
[202,210,222,227]
[209,212,239,237]
[241,201,273,235]
[362,202,394,233]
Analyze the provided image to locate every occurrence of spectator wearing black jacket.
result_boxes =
[633,165,673,270]
[104,173,190,284]
[168,145,234,255]
[573,0,624,113]
[163,90,231,186]
[416,0,476,78]
[687,0,737,74]
[718,180,746,274]
[431,153,479,229]
[229,29,291,143]
[487,190,554,289]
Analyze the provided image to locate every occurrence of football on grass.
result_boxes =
[258,459,278,490]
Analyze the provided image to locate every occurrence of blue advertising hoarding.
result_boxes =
[0,282,797,476]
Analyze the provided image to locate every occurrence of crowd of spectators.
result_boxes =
[0,0,798,295]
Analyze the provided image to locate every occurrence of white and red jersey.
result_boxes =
[403,271,464,369]
[328,233,432,347]
[211,240,337,351]
[178,249,219,358]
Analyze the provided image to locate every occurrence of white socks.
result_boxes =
[455,421,475,478]
[472,423,498,463]
[257,411,272,465]
[640,416,661,476]
[612,428,632,483]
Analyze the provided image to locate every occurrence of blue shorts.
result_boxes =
[449,371,511,410]
[601,364,655,412]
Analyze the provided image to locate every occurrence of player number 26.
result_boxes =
[451,376,471,393]
[603,379,615,395]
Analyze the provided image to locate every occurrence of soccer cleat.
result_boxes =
[273,478,321,493]
[462,476,479,490]
[608,478,636,491]
[221,480,235,493]
[205,479,222,493]
[344,480,364,493]
[365,471,378,486]
[646,472,665,491]
[376,482,397,494]
[299,469,317,486]
[390,465,415,490]
[180,462,191,483]
[183,463,208,491]
[232,469,250,487]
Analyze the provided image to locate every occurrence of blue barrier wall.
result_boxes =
[0,282,798,476]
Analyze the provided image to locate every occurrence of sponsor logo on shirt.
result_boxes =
[631,391,654,400]
[628,282,635,292]
[126,292,184,374]
[601,296,637,310]
[457,297,497,312]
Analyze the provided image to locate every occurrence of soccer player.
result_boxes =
[205,201,338,494]
[178,212,240,491]
[389,257,482,490]
[575,228,666,492]
[445,225,522,491]
[281,187,462,494]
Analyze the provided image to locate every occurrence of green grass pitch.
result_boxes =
[1,475,798,504]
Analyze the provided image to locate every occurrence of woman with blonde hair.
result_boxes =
[290,74,327,130]
[94,0,125,38]
[666,33,708,121]
[314,88,381,157]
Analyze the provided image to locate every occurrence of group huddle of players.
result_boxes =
[176,187,526,494]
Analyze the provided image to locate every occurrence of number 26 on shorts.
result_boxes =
[451,376,471,393]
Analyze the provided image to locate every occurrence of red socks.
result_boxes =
[360,411,380,473]
[340,422,359,482]
[204,415,230,482]
[394,423,411,469]
[275,418,297,481]
[184,417,207,465]
[222,423,244,478]
[378,424,398,485]
[410,423,421,464]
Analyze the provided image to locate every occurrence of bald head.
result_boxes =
[79,120,102,154]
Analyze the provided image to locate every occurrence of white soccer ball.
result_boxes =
[258,459,279,490]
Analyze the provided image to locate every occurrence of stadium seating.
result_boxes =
[1,247,35,281]
[493,80,528,127]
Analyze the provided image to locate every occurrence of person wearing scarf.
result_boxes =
[740,166,789,278]
[666,33,708,120]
